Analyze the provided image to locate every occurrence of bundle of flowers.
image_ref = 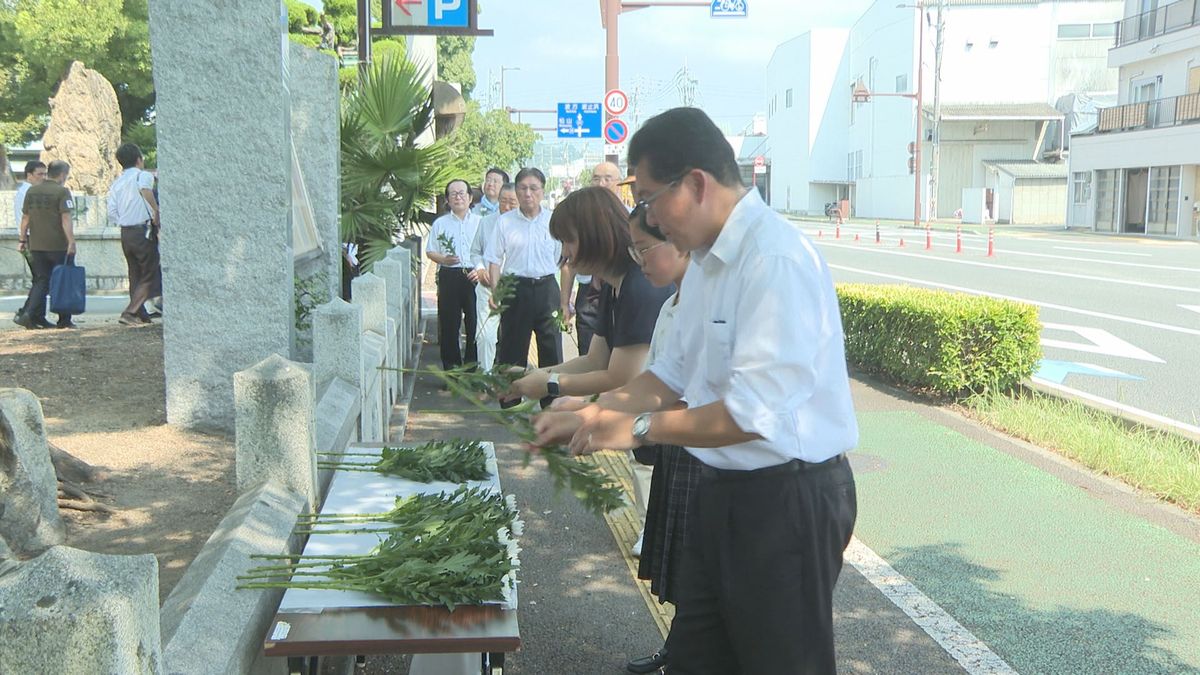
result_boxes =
[317,439,490,483]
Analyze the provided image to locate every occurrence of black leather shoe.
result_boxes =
[13,313,37,330]
[626,648,667,674]
[55,321,78,329]
[35,317,55,328]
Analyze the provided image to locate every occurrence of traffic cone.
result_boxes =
[854,233,860,242]
[898,237,905,247]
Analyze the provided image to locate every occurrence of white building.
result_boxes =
[765,29,850,215]
[767,0,1122,223]
[1067,0,1200,238]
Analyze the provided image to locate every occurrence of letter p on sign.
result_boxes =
[434,0,465,22]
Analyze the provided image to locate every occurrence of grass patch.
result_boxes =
[963,388,1200,513]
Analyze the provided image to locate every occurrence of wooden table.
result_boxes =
[261,442,520,674]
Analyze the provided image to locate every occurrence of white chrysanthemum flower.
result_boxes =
[510,518,524,537]
[505,494,517,510]
[496,527,512,546]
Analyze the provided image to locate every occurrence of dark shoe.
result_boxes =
[55,321,78,329]
[34,317,55,328]
[145,311,162,319]
[626,648,667,674]
[118,314,143,327]
[13,313,37,330]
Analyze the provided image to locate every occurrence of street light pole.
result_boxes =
[500,66,520,111]
[913,3,927,246]
[929,0,945,226]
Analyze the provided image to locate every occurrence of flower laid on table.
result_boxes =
[317,439,490,483]
[238,486,521,611]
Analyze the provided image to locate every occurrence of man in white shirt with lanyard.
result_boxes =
[426,178,481,370]
[535,107,858,673]
[484,167,563,378]
[469,182,518,372]
[107,143,160,327]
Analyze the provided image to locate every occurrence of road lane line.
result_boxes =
[983,249,1197,273]
[828,264,1200,337]
[845,537,1018,675]
[1053,246,1152,257]
[1030,378,1200,436]
[817,242,1200,294]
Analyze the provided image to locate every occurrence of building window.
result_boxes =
[848,152,854,182]
[1057,24,1091,38]
[1072,172,1091,204]
[1091,22,1116,37]
[1147,166,1180,235]
[1095,170,1118,232]
[785,88,793,108]
[896,74,907,93]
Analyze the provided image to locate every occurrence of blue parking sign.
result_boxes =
[429,0,470,27]
[557,103,603,139]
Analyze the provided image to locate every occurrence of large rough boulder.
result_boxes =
[0,389,66,559]
[40,61,123,197]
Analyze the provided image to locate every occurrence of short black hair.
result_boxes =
[24,160,46,175]
[116,143,143,169]
[499,182,516,194]
[514,167,546,187]
[631,208,667,242]
[445,178,470,199]
[627,107,742,188]
[485,167,510,183]
[46,160,70,179]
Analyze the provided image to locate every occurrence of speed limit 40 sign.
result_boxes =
[604,89,628,116]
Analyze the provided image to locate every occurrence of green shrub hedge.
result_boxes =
[837,284,1042,398]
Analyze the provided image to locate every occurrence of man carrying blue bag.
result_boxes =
[15,160,77,330]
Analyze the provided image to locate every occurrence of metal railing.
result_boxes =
[1115,0,1200,47]
[1097,92,1200,133]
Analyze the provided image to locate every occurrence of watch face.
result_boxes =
[633,415,650,438]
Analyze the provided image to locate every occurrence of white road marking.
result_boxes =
[828,264,1200,337]
[817,242,1200,294]
[1053,246,1152,257]
[1041,323,1164,363]
[987,249,1197,273]
[1030,378,1200,436]
[1181,305,1200,316]
[845,537,1019,675]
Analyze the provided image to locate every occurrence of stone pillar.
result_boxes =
[373,257,406,396]
[0,546,161,673]
[353,273,389,442]
[233,354,317,511]
[386,245,414,358]
[0,389,66,558]
[312,298,363,395]
[352,272,388,337]
[149,0,294,432]
[288,43,341,303]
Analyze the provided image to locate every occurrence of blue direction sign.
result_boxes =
[557,102,603,139]
[604,119,629,144]
[710,0,747,18]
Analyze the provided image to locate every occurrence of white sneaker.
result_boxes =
[631,530,644,558]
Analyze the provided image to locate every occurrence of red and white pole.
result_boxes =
[925,224,932,250]
[955,223,962,254]
[986,224,995,257]
[875,219,881,244]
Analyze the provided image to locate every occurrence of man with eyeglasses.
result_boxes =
[426,179,481,370]
[12,161,47,326]
[484,167,563,381]
[536,107,858,674]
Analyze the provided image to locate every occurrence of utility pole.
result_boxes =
[500,66,520,112]
[929,0,945,223]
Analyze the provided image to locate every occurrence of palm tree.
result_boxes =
[340,54,459,270]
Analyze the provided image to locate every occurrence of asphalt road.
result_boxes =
[795,219,1200,434]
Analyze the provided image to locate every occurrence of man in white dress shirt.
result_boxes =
[426,179,481,369]
[535,107,858,674]
[473,167,508,219]
[469,182,517,372]
[484,167,563,376]
[107,143,161,326]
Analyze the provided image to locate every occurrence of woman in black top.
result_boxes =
[504,187,674,403]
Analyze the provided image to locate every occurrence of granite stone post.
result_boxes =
[0,546,161,673]
[234,354,318,511]
[352,273,390,439]
[149,0,294,432]
[312,298,363,395]
[373,257,406,394]
[352,272,388,337]
[386,246,414,357]
[0,389,66,558]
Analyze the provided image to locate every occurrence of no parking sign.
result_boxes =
[604,118,629,145]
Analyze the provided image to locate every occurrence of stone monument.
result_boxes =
[39,61,123,196]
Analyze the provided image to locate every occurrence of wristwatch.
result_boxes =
[632,413,653,445]
[546,372,561,397]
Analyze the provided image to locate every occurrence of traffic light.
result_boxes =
[907,141,917,175]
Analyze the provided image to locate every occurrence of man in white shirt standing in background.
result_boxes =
[536,107,858,674]
[484,167,563,381]
[426,178,481,370]
[12,160,47,325]
[469,182,517,372]
[107,143,160,327]
[473,167,508,219]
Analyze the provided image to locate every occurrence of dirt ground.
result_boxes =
[0,322,236,603]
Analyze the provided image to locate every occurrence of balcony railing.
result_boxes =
[1096,93,1200,133]
[1115,0,1200,46]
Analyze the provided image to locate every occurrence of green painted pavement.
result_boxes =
[853,411,1200,675]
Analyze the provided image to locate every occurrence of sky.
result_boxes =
[470,0,875,141]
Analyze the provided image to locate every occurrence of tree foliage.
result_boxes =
[445,101,537,180]
[436,35,475,99]
[0,0,153,146]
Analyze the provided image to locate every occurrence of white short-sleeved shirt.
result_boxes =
[13,181,31,228]
[470,211,503,271]
[106,168,155,227]
[484,207,560,278]
[649,189,858,470]
[426,211,480,269]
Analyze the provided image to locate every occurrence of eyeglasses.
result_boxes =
[627,241,668,265]
[448,190,469,198]
[630,175,684,220]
